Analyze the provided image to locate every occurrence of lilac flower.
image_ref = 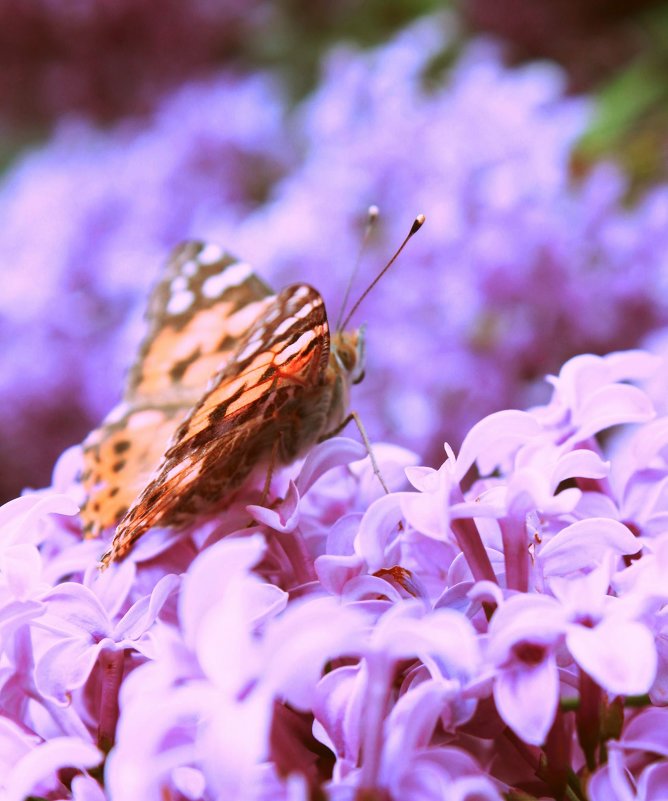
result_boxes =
[590,708,668,801]
[105,535,288,800]
[603,416,668,539]
[530,350,659,447]
[485,558,657,746]
[311,601,481,795]
[4,346,668,798]
[35,568,179,739]
[484,593,566,746]
[0,717,101,801]
[0,493,92,740]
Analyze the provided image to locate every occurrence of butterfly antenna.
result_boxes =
[335,205,380,332]
[340,213,425,331]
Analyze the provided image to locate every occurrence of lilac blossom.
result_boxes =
[6,17,668,503]
[589,708,668,801]
[1,346,668,798]
[0,719,101,801]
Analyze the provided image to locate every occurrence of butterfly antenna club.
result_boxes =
[340,213,425,331]
[335,205,380,332]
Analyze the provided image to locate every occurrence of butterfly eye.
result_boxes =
[336,345,356,372]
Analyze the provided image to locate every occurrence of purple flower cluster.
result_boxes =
[3,346,668,800]
[4,17,668,503]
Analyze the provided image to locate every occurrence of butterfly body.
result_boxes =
[79,241,365,567]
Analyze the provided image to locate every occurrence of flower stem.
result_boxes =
[97,648,125,753]
[358,655,393,794]
[500,517,529,592]
[576,669,601,772]
[450,517,497,584]
[542,708,572,800]
[282,529,316,586]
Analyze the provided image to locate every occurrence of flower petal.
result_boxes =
[567,619,657,696]
[494,657,559,746]
[1,544,43,600]
[457,410,542,480]
[115,573,180,641]
[4,736,101,801]
[41,581,112,638]
[36,636,107,702]
[0,493,80,547]
[247,480,300,533]
[262,597,368,710]
[355,494,403,571]
[620,708,668,756]
[296,437,367,496]
[178,534,267,648]
[572,384,655,441]
[539,519,639,576]
[315,553,364,595]
[71,774,108,801]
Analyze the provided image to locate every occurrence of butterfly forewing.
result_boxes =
[100,284,333,566]
[80,242,274,538]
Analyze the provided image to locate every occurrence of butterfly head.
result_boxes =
[331,324,366,386]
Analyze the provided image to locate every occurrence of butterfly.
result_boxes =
[80,241,367,567]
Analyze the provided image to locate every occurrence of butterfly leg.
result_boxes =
[260,439,280,507]
[319,411,390,495]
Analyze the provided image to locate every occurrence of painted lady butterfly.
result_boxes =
[82,218,423,568]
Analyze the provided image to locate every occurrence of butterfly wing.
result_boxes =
[80,242,274,538]
[101,284,331,566]
[127,241,274,405]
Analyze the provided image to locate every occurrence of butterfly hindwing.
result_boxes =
[100,284,332,565]
[80,242,274,538]
[79,407,187,539]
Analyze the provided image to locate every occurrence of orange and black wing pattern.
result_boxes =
[80,241,273,539]
[100,283,332,566]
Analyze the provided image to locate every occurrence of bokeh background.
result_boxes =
[3,0,668,503]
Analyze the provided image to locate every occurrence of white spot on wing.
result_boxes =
[296,299,319,318]
[292,286,311,302]
[236,328,267,362]
[226,297,273,337]
[264,307,281,324]
[105,402,130,425]
[275,331,316,366]
[165,457,201,482]
[167,290,195,315]
[198,244,225,265]
[171,275,188,292]
[273,303,314,337]
[202,262,253,299]
[182,260,198,277]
